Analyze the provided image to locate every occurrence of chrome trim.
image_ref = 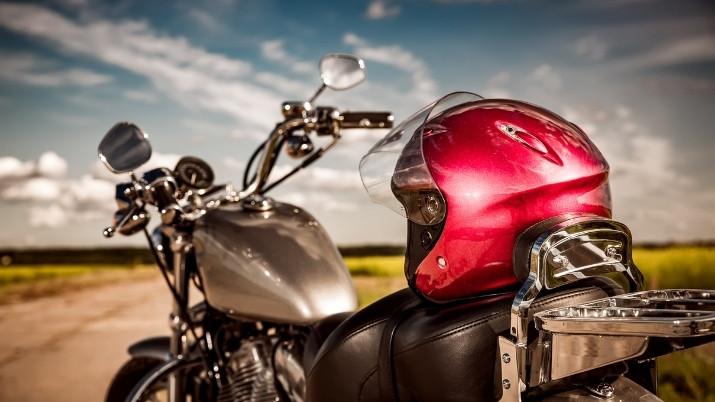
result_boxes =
[532,289,715,381]
[242,194,275,211]
[546,377,662,401]
[548,333,647,380]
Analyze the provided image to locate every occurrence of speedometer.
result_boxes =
[174,156,214,189]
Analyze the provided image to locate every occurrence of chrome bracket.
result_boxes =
[497,215,646,399]
[497,337,522,402]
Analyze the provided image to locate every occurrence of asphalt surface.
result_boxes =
[0,276,170,402]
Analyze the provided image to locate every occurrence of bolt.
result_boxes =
[502,353,511,364]
[502,380,511,389]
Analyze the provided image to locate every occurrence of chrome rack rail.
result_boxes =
[533,289,715,386]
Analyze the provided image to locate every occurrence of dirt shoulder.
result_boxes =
[0,272,170,402]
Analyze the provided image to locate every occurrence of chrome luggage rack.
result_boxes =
[536,289,715,337]
[497,215,715,401]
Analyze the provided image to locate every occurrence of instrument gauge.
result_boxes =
[174,156,214,190]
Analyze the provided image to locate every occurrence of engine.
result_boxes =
[217,330,306,402]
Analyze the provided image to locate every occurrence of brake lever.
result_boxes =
[103,204,140,238]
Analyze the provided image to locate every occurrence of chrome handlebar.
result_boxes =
[103,103,393,236]
[240,104,393,199]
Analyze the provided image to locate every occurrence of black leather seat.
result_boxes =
[305,282,621,402]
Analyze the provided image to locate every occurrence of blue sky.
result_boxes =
[0,0,714,249]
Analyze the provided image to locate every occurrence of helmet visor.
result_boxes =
[359,92,483,224]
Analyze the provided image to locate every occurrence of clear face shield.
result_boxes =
[359,92,484,225]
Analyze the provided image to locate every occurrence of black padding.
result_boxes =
[305,282,620,402]
[303,311,353,373]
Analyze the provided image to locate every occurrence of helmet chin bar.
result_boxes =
[497,214,715,401]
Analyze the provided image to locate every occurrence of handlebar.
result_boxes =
[339,111,394,129]
[103,106,394,236]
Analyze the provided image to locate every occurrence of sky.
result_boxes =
[0,0,714,250]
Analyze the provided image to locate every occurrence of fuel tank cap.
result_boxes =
[242,194,275,211]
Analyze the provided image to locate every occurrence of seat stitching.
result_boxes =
[358,366,378,402]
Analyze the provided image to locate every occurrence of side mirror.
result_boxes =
[319,54,366,91]
[98,122,152,173]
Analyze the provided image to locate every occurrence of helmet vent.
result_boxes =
[497,122,549,155]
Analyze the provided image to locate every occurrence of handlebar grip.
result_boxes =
[340,112,394,129]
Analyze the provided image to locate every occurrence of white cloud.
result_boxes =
[64,175,116,206]
[144,152,183,173]
[222,157,245,172]
[37,151,69,178]
[279,191,359,212]
[642,75,715,96]
[91,151,182,182]
[57,0,90,7]
[188,9,223,32]
[483,72,512,98]
[0,52,112,87]
[531,64,562,91]
[0,157,35,180]
[482,88,512,99]
[28,203,69,228]
[367,0,401,20]
[488,72,511,87]
[2,177,62,201]
[254,71,313,96]
[124,89,158,103]
[573,35,608,61]
[615,105,631,119]
[0,3,283,130]
[298,167,364,191]
[343,33,439,104]
[260,39,314,74]
[614,35,715,72]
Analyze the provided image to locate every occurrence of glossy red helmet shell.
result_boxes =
[361,93,612,302]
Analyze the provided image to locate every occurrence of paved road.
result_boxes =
[0,276,170,402]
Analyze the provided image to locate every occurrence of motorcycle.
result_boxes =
[100,54,715,402]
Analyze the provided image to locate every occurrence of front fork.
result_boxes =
[168,232,192,402]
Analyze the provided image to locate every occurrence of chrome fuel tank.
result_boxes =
[192,200,357,325]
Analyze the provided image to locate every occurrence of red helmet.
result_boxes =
[360,92,611,302]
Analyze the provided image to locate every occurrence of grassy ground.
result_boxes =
[633,247,715,402]
[0,264,158,304]
[633,246,715,290]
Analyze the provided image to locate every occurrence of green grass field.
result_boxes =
[633,246,715,290]
[0,264,156,304]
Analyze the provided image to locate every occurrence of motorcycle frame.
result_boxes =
[126,226,223,402]
[167,230,193,402]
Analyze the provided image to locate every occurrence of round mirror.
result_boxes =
[98,122,152,173]
[320,54,367,90]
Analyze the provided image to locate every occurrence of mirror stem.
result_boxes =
[308,84,327,105]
